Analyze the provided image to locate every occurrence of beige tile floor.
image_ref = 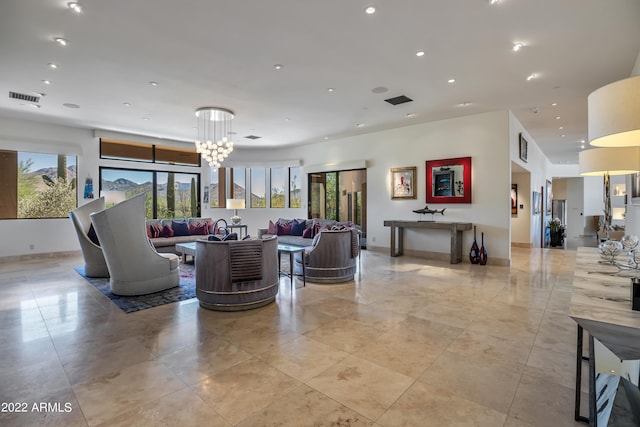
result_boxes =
[0,247,591,426]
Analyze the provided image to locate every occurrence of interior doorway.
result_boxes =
[308,168,367,244]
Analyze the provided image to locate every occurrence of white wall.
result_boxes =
[508,113,553,248]
[566,178,585,238]
[1,109,555,264]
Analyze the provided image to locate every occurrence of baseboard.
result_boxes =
[511,242,533,248]
[367,245,510,266]
[0,250,81,264]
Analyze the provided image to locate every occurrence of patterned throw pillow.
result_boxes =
[267,220,277,235]
[149,223,162,238]
[190,223,208,235]
[161,225,174,238]
[276,221,292,235]
[302,227,313,238]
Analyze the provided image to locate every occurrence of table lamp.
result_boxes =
[226,198,245,224]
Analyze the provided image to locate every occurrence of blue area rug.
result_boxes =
[74,264,196,313]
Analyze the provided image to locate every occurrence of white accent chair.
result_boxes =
[69,197,109,277]
[90,194,180,296]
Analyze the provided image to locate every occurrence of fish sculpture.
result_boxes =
[412,205,446,216]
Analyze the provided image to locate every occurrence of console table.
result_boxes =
[571,247,640,426]
[383,220,472,264]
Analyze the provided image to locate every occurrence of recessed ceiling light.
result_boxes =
[372,86,388,94]
[512,42,524,52]
[406,113,415,118]
[285,117,291,121]
[555,116,561,120]
[42,80,51,85]
[489,0,500,4]
[48,63,58,69]
[327,88,334,92]
[54,37,68,46]
[63,103,80,109]
[123,102,131,107]
[581,145,585,149]
[551,102,558,106]
[356,123,364,128]
[559,126,564,130]
[149,81,158,86]
[365,6,376,14]
[324,136,329,140]
[416,51,425,57]
[142,117,149,121]
[457,102,471,107]
[67,2,83,13]
[448,78,456,83]
[37,92,46,97]
[580,139,585,143]
[526,73,537,81]
[561,134,566,137]
[31,104,41,109]
[273,64,283,70]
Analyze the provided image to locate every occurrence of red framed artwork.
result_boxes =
[426,156,472,204]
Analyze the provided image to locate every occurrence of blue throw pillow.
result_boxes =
[291,219,306,236]
[172,220,190,236]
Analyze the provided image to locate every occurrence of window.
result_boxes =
[231,167,246,200]
[210,168,226,208]
[270,167,285,208]
[100,138,200,166]
[250,168,266,208]
[289,166,302,208]
[100,167,200,219]
[0,150,77,219]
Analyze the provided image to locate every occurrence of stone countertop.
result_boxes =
[571,247,640,360]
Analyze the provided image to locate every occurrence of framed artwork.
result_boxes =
[545,180,552,215]
[391,166,417,199]
[511,184,517,215]
[519,133,528,163]
[426,156,472,204]
[203,185,209,204]
[533,191,541,215]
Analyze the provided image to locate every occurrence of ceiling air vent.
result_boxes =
[9,91,40,103]
[384,95,413,106]
[244,135,261,140]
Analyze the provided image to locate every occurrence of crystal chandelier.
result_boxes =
[194,107,235,171]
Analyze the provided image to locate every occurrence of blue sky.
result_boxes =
[19,152,76,171]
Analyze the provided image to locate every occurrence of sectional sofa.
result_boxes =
[146,217,220,253]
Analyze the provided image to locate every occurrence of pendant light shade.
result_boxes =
[579,146,640,176]
[588,76,640,147]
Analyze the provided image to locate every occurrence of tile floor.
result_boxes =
[0,247,591,426]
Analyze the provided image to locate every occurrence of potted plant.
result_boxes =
[548,218,566,247]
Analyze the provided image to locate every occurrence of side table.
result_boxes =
[277,244,306,289]
[228,224,248,239]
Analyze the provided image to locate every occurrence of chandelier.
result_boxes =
[194,107,235,170]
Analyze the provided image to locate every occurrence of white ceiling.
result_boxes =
[1,0,639,164]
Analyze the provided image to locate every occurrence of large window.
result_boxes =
[289,166,302,208]
[209,168,226,208]
[0,150,77,219]
[100,167,199,219]
[270,167,285,208]
[250,168,266,208]
[231,167,246,201]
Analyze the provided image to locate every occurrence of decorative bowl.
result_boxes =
[599,240,623,263]
[621,235,640,251]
